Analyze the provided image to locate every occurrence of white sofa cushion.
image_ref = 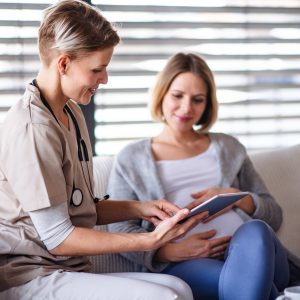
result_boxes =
[91,156,140,273]
[93,156,114,200]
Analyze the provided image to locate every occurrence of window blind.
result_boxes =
[94,0,300,155]
[0,1,300,156]
[0,1,50,122]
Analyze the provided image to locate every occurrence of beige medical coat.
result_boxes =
[0,84,97,291]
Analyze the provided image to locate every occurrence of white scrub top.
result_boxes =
[0,83,97,291]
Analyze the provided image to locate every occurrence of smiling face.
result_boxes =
[60,47,114,105]
[162,72,208,133]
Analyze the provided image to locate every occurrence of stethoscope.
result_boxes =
[31,79,109,207]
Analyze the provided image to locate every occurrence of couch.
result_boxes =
[90,144,300,275]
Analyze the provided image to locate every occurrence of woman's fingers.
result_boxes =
[194,229,217,239]
[152,199,181,221]
[210,241,231,258]
[141,199,181,224]
[172,208,190,223]
[159,199,181,214]
[190,190,207,198]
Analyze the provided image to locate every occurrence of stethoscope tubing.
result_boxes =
[31,79,97,207]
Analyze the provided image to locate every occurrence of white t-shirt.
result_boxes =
[156,143,244,239]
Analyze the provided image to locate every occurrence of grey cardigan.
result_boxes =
[107,132,282,272]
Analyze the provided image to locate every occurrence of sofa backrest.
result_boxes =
[93,156,114,199]
[250,144,300,265]
[92,145,300,271]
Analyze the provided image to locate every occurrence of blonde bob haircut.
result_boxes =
[150,52,218,132]
[38,0,120,65]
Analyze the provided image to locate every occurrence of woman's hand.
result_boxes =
[147,209,209,251]
[137,199,181,226]
[97,199,182,225]
[189,187,255,217]
[155,230,231,262]
[188,187,239,209]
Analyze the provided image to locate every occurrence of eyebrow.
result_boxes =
[170,89,207,96]
[94,64,107,68]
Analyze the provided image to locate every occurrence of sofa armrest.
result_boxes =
[249,145,300,266]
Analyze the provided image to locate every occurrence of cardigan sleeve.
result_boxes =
[212,132,283,231]
[236,154,283,231]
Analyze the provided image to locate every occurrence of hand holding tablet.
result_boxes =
[179,192,249,223]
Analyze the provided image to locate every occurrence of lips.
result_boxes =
[176,115,192,122]
[88,87,98,95]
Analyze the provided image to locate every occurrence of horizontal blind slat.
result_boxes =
[0,2,299,154]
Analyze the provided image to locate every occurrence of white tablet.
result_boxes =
[179,192,249,223]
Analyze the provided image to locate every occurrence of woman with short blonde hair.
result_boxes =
[0,2,196,299]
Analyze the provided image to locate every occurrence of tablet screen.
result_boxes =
[180,191,249,223]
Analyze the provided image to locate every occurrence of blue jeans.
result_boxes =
[162,220,289,300]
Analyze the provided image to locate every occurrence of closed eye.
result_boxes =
[172,93,183,99]
[92,68,104,73]
[193,98,205,104]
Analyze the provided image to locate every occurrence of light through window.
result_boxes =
[0,1,300,155]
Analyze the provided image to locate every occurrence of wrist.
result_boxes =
[134,201,143,219]
[234,194,256,215]
[127,200,142,219]
[138,232,154,251]
[154,243,177,263]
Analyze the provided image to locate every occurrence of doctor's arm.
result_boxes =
[95,198,179,226]
[29,201,201,257]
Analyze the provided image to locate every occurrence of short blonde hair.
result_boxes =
[150,52,218,132]
[38,0,120,65]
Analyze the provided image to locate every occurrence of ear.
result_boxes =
[57,53,70,76]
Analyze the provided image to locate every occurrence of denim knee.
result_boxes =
[232,220,273,248]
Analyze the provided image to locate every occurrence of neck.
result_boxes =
[158,125,201,146]
[35,70,69,127]
[36,70,67,107]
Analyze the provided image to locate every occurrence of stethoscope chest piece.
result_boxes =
[71,188,83,207]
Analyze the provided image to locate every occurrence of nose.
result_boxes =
[98,69,108,85]
[181,98,192,113]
